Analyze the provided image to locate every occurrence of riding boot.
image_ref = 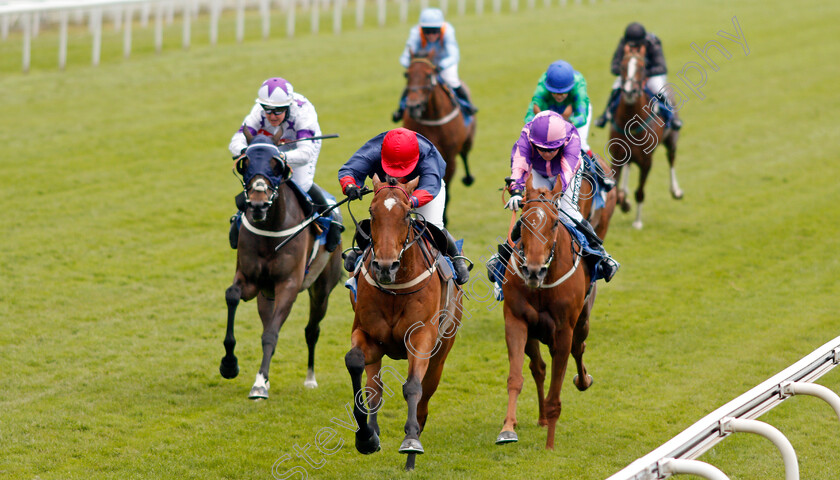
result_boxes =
[486,220,521,282]
[453,86,478,115]
[229,191,247,249]
[443,228,471,285]
[576,219,620,282]
[595,87,621,128]
[342,247,362,273]
[392,89,408,123]
[308,184,345,253]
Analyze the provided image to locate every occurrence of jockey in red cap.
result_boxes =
[338,128,470,285]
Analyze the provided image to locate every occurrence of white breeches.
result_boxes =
[529,168,584,223]
[577,103,592,153]
[291,159,317,192]
[439,65,461,89]
[415,180,446,229]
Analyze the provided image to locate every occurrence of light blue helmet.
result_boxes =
[419,8,445,28]
[545,61,576,94]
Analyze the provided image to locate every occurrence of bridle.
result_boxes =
[370,184,427,266]
[406,58,460,126]
[621,51,644,104]
[517,198,561,273]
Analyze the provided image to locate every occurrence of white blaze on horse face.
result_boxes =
[384,198,398,211]
[624,56,637,92]
[252,178,269,193]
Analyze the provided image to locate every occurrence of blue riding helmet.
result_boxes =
[544,61,575,94]
[419,8,445,28]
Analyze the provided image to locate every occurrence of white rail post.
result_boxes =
[154,1,163,52]
[59,10,69,70]
[309,0,318,34]
[781,382,840,422]
[659,459,730,480]
[141,2,150,27]
[33,12,40,37]
[286,0,295,37]
[492,0,501,13]
[259,0,270,39]
[333,0,341,34]
[2,14,9,40]
[440,0,448,15]
[377,0,385,26]
[457,0,465,16]
[399,0,407,23]
[91,7,102,67]
[22,12,31,73]
[123,5,133,58]
[182,0,191,49]
[235,0,245,42]
[720,417,799,480]
[510,0,518,12]
[355,0,363,28]
[476,0,483,15]
[209,0,221,45]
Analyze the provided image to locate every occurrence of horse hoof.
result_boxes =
[462,175,475,186]
[248,385,269,400]
[495,430,518,444]
[632,220,643,230]
[573,374,594,391]
[219,356,239,379]
[671,189,684,200]
[620,202,631,213]
[304,370,318,389]
[356,431,381,455]
[399,438,425,454]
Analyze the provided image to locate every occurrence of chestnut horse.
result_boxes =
[495,175,594,449]
[345,174,462,471]
[402,51,476,225]
[220,132,343,399]
[608,45,682,230]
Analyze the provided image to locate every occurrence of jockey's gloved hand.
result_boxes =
[505,189,523,211]
[344,184,363,201]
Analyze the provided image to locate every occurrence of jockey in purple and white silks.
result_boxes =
[486,111,619,285]
[391,8,477,122]
[227,77,343,253]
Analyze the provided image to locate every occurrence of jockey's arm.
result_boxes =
[398,28,422,68]
[509,132,533,192]
[567,76,590,127]
[647,37,668,76]
[437,25,460,70]
[610,39,624,76]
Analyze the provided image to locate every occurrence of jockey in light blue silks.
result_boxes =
[391,8,477,122]
[227,77,343,252]
[486,111,620,287]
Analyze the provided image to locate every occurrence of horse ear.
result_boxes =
[551,175,564,197]
[525,174,535,198]
[404,176,420,194]
[372,173,384,189]
[272,127,285,146]
[243,126,254,144]
[639,44,647,56]
[623,44,631,55]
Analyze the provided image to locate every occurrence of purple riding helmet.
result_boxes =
[527,111,569,150]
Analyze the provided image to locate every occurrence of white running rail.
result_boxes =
[607,335,840,480]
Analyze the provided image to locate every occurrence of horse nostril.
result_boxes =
[390,261,400,272]
[539,267,548,277]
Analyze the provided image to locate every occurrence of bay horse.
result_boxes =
[401,50,476,226]
[345,174,462,471]
[495,175,594,449]
[608,44,682,230]
[220,131,343,399]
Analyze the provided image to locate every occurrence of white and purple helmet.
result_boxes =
[527,111,569,150]
[256,77,294,107]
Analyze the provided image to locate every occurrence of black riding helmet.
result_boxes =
[624,22,647,46]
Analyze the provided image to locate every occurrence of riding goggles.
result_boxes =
[421,27,441,35]
[261,104,289,116]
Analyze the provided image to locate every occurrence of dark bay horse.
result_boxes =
[401,51,476,225]
[578,154,618,241]
[345,174,462,471]
[220,131,343,399]
[608,45,682,230]
[495,175,594,449]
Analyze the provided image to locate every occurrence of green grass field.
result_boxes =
[2,0,840,478]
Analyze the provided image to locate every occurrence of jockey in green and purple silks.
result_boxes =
[524,60,593,155]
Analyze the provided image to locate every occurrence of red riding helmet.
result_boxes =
[381,128,420,178]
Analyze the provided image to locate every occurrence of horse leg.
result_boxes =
[249,281,297,399]
[496,310,528,445]
[572,285,596,391]
[525,338,548,427]
[544,323,574,450]
[618,164,632,213]
[303,267,336,389]
[460,121,476,186]
[345,328,383,455]
[665,131,683,199]
[633,163,650,230]
[400,329,435,470]
[220,274,258,379]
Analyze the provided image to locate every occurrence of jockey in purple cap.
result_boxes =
[486,111,619,285]
[227,77,344,253]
